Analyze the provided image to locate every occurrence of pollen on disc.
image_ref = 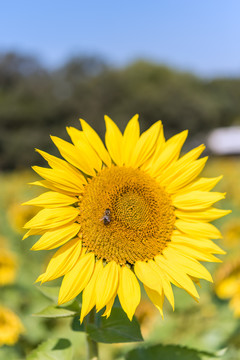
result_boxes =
[79,166,175,265]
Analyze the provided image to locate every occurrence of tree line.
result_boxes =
[0,52,239,170]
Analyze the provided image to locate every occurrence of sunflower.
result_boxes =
[0,306,24,346]
[0,246,17,286]
[8,202,39,234]
[23,115,229,321]
[215,257,240,317]
[222,218,240,249]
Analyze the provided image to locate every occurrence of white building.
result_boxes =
[207,126,240,155]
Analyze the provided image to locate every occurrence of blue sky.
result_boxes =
[1,0,240,76]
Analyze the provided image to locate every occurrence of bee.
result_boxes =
[101,208,111,225]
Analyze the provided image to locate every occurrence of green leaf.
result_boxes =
[71,315,85,332]
[35,285,60,303]
[33,302,80,318]
[125,344,218,360]
[26,338,73,360]
[86,307,143,344]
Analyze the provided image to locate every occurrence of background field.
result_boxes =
[0,154,239,360]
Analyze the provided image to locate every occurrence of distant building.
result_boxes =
[207,126,240,155]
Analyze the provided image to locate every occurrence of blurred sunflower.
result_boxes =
[8,202,38,233]
[215,257,240,317]
[0,306,24,346]
[0,246,17,286]
[23,115,229,321]
[135,299,158,337]
[222,218,240,249]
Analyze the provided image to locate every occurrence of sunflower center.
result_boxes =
[115,191,149,230]
[79,166,175,265]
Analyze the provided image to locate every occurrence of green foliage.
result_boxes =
[71,316,85,332]
[1,52,240,170]
[36,285,60,303]
[26,338,73,360]
[33,301,80,318]
[33,287,143,343]
[72,307,143,344]
[33,286,80,318]
[1,136,240,358]
[125,344,218,360]
[85,308,143,344]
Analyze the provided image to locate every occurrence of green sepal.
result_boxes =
[26,338,73,360]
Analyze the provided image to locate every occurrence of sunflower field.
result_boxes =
[0,139,240,359]
[1,53,240,360]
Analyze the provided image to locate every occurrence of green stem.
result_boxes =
[84,308,99,360]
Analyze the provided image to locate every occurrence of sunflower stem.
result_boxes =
[85,308,99,360]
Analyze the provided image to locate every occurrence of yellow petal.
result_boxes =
[134,260,162,294]
[118,266,141,321]
[122,115,140,166]
[29,180,79,197]
[35,273,44,283]
[36,149,87,182]
[80,260,104,323]
[175,219,222,239]
[39,238,82,283]
[144,285,164,318]
[95,261,119,311]
[129,121,161,168]
[163,247,213,282]
[151,130,188,177]
[172,191,226,210]
[32,166,85,194]
[24,207,79,230]
[22,228,44,240]
[164,157,208,193]
[66,126,83,145]
[22,191,78,208]
[177,176,223,194]
[66,127,102,172]
[156,144,205,185]
[58,251,95,305]
[51,136,96,176]
[102,296,115,318]
[36,149,84,175]
[175,208,231,222]
[176,144,206,166]
[168,243,222,262]
[80,119,112,167]
[141,123,165,171]
[155,255,199,298]
[152,260,175,310]
[31,223,81,250]
[171,231,225,254]
[104,115,123,166]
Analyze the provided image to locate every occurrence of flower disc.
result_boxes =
[79,166,175,265]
